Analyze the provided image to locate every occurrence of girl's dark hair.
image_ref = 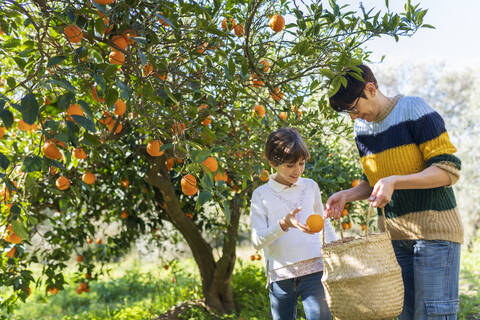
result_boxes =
[265,127,310,166]
[329,64,378,112]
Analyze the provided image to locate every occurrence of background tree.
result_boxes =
[0,0,429,314]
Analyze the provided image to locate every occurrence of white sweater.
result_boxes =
[250,175,337,271]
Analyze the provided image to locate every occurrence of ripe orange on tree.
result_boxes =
[165,158,175,171]
[255,254,262,260]
[146,139,164,157]
[91,86,105,103]
[172,121,186,135]
[269,14,285,32]
[259,169,270,182]
[221,17,236,31]
[270,87,284,102]
[56,176,71,191]
[259,59,270,72]
[306,214,324,233]
[73,147,87,160]
[4,225,22,244]
[120,178,129,188]
[214,171,228,183]
[253,104,266,118]
[234,24,244,37]
[181,174,198,196]
[122,30,136,45]
[64,24,83,43]
[201,115,212,126]
[77,255,84,262]
[121,211,128,219]
[155,71,168,81]
[107,121,123,134]
[67,103,84,117]
[341,221,353,230]
[341,209,348,217]
[43,142,62,160]
[249,74,264,87]
[0,126,6,139]
[109,50,125,65]
[143,63,154,77]
[82,172,95,185]
[196,42,208,54]
[48,287,59,295]
[361,224,367,231]
[114,99,126,116]
[250,255,256,261]
[202,156,218,173]
[6,247,16,258]
[18,119,37,131]
[110,35,127,50]
[351,179,360,187]
[279,112,287,121]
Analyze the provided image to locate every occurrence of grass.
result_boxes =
[5,242,480,320]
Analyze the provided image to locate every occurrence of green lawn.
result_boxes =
[6,241,480,320]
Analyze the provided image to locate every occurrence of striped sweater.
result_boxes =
[354,95,463,244]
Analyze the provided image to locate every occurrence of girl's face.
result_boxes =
[271,158,306,186]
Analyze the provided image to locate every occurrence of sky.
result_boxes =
[334,0,480,69]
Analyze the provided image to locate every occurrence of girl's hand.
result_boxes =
[324,191,347,219]
[279,207,311,233]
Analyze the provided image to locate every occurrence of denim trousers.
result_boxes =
[392,240,461,320]
[269,271,331,320]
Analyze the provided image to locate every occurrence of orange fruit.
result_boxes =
[155,72,168,81]
[121,211,128,219]
[96,238,103,245]
[259,169,270,182]
[0,126,6,139]
[351,179,360,187]
[122,30,136,45]
[249,74,264,87]
[120,178,129,188]
[202,157,218,173]
[99,111,112,125]
[158,16,170,27]
[67,103,84,117]
[196,42,208,54]
[341,221,353,230]
[279,112,287,121]
[93,0,115,4]
[341,209,348,217]
[18,119,37,131]
[43,142,62,160]
[87,238,94,244]
[73,147,87,160]
[114,99,126,116]
[110,35,127,50]
[43,96,52,105]
[234,24,244,37]
[146,140,164,157]
[172,121,186,135]
[82,172,96,185]
[255,254,262,260]
[64,24,83,43]
[214,171,228,183]
[91,86,105,103]
[198,104,208,111]
[361,224,367,231]
[269,14,285,32]
[4,225,22,244]
[77,255,84,262]
[109,50,125,65]
[201,116,212,126]
[143,63,154,77]
[56,176,71,191]
[181,174,198,196]
[306,214,324,233]
[165,158,175,171]
[186,212,193,219]
[270,87,284,102]
[6,247,16,258]
[250,254,256,261]
[253,104,266,118]
[48,287,59,295]
[221,18,236,31]
[107,121,123,134]
[259,59,270,72]
[49,166,57,175]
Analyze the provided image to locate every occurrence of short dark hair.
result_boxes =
[265,127,310,166]
[329,64,378,112]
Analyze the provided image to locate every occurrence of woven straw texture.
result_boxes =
[321,232,404,320]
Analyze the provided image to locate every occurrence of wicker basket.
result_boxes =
[321,208,404,320]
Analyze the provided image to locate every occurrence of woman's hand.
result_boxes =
[369,176,396,207]
[279,207,311,233]
[324,191,347,219]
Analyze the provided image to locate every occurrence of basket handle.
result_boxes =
[322,206,389,246]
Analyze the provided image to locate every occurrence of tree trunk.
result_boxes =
[145,156,241,314]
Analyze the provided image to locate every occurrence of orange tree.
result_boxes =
[0,0,430,314]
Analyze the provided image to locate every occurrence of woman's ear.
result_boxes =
[365,82,377,98]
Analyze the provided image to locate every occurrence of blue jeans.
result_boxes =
[392,240,461,320]
[269,271,331,320]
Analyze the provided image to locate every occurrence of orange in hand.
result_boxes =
[306,214,324,233]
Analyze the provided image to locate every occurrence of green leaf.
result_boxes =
[71,115,96,132]
[94,17,105,34]
[11,220,29,241]
[0,109,14,128]
[104,64,118,80]
[105,88,118,107]
[117,80,132,100]
[22,156,42,172]
[78,100,94,119]
[0,152,10,170]
[47,56,67,68]
[7,77,16,88]
[47,79,76,93]
[57,92,75,111]
[197,190,212,207]
[20,93,39,125]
